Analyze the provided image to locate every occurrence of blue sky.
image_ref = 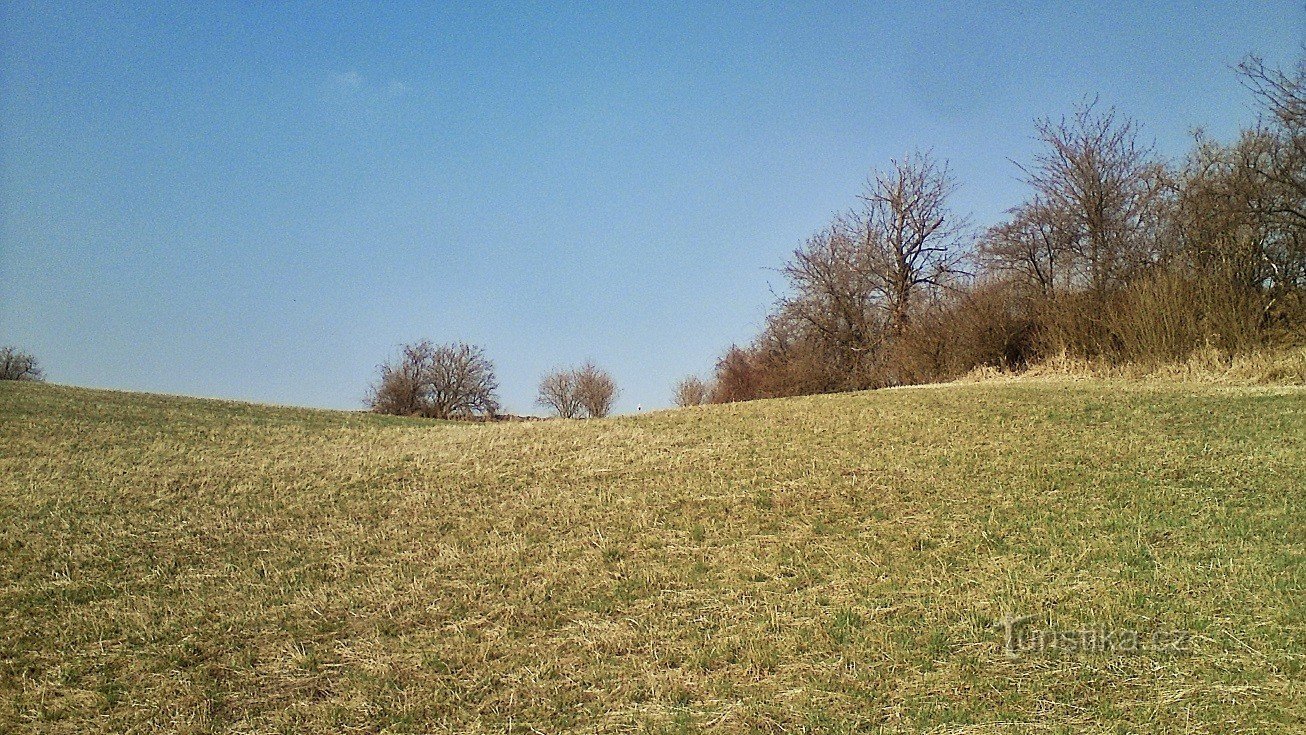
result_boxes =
[2,2,1302,413]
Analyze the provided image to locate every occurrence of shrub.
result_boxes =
[1106,267,1268,363]
[574,363,618,418]
[672,376,711,407]
[1030,290,1118,359]
[708,347,764,403]
[886,281,1036,384]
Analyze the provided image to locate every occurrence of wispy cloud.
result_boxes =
[332,70,365,92]
[325,70,408,102]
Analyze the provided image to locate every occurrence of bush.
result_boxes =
[1107,267,1268,363]
[886,282,1036,385]
[672,376,711,407]
[1029,291,1118,359]
[708,347,764,403]
[575,363,618,418]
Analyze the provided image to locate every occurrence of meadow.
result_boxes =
[1,378,1302,733]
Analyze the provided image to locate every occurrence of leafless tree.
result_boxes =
[672,375,711,407]
[1020,100,1168,294]
[539,363,618,418]
[775,153,968,385]
[0,346,43,381]
[1173,131,1292,291]
[779,223,884,366]
[1235,55,1305,288]
[537,368,582,418]
[708,346,765,403]
[1239,54,1305,213]
[1240,55,1306,131]
[980,196,1074,296]
[856,152,970,332]
[368,340,499,419]
[574,362,618,418]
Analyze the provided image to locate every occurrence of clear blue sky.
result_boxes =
[2,2,1302,414]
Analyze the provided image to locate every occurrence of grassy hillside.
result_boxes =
[1,380,1302,734]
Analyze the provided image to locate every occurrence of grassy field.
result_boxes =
[0,379,1302,734]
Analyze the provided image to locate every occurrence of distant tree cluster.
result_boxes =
[0,346,43,382]
[685,55,1305,404]
[537,362,618,418]
[377,57,1303,415]
[367,341,621,420]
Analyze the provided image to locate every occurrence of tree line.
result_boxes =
[674,56,1304,406]
[11,57,1299,415]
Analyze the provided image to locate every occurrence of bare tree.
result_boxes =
[0,346,43,381]
[537,368,583,418]
[1239,55,1306,132]
[672,375,711,407]
[574,362,618,418]
[368,340,499,419]
[1173,131,1292,292]
[774,153,968,386]
[856,152,969,333]
[1020,100,1167,294]
[708,346,763,403]
[1239,54,1305,222]
[539,363,618,418]
[1235,55,1306,288]
[980,196,1074,296]
[780,223,884,367]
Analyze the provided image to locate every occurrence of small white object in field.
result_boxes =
[637,404,643,412]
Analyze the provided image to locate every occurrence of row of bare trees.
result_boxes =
[366,340,619,419]
[679,55,1304,405]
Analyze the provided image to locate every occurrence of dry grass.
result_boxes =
[1,379,1302,733]
[963,346,1306,387]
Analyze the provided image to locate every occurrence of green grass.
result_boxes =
[1,379,1303,733]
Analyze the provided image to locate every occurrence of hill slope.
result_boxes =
[1,380,1303,733]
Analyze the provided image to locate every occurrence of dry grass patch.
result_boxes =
[961,345,1306,387]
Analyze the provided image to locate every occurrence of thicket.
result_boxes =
[697,57,1304,402]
